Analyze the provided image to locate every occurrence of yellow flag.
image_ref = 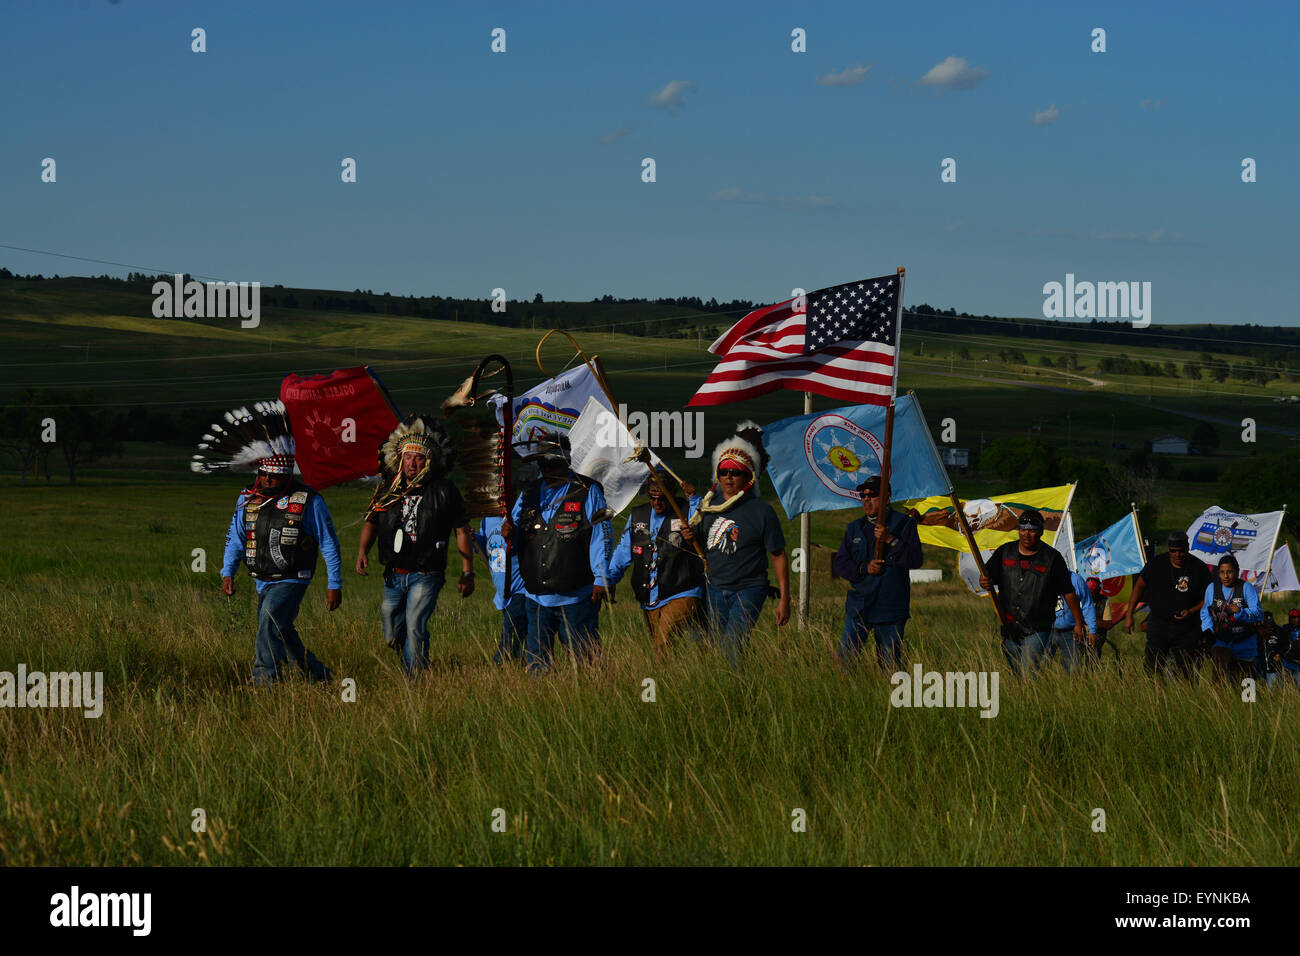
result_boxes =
[902,483,1077,552]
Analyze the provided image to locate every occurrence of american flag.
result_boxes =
[687,273,902,407]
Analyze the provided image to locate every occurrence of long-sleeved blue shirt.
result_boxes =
[607,495,703,610]
[221,489,343,592]
[1199,578,1262,639]
[1052,571,1098,632]
[474,515,528,609]
[509,476,612,607]
[832,509,923,624]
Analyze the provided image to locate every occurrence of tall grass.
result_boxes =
[1,484,1297,865]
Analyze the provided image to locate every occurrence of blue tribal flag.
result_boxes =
[1074,512,1146,581]
[762,392,951,518]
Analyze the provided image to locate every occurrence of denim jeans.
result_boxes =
[1000,628,1051,677]
[525,597,600,675]
[253,582,331,685]
[840,617,905,670]
[706,584,768,670]
[1048,627,1084,674]
[382,569,445,675]
[494,594,529,665]
[1266,667,1300,689]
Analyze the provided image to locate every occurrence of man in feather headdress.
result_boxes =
[356,415,475,675]
[194,401,343,686]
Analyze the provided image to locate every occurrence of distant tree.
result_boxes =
[50,391,118,484]
[1182,362,1202,380]
[981,438,1062,487]
[1218,455,1300,538]
[958,346,971,360]
[0,388,49,484]
[533,293,544,304]
[1162,361,1178,377]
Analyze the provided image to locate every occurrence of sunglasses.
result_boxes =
[859,491,879,499]
[717,468,748,478]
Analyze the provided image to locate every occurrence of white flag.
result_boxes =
[501,363,612,459]
[1186,506,1285,574]
[958,548,996,597]
[1244,545,1300,594]
[1058,512,1077,573]
[567,396,659,515]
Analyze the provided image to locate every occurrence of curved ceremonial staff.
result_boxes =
[535,329,709,579]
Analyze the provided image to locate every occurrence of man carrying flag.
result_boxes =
[831,475,923,670]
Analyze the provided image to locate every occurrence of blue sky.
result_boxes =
[3,0,1296,324]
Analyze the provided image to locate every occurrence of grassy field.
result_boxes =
[2,281,1299,865]
[2,481,1298,866]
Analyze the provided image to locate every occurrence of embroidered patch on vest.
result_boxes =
[563,501,582,513]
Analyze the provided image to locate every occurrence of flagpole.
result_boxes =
[873,266,906,565]
[798,391,812,630]
[951,492,1009,627]
[1130,501,1147,564]
[1261,503,1286,592]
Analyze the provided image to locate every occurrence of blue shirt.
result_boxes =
[1199,579,1262,637]
[474,515,527,609]
[608,495,703,611]
[1053,571,1098,632]
[509,477,612,607]
[221,489,343,592]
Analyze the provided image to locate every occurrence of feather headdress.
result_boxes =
[378,414,455,482]
[191,401,296,474]
[710,419,768,480]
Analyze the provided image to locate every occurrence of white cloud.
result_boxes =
[598,127,635,144]
[815,63,873,87]
[1030,104,1060,126]
[645,80,697,112]
[917,56,988,92]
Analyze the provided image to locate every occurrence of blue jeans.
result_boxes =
[253,582,331,685]
[525,598,600,675]
[382,569,445,675]
[840,617,905,670]
[1048,628,1084,674]
[1266,667,1300,689]
[706,584,768,670]
[1001,628,1051,677]
[494,594,529,665]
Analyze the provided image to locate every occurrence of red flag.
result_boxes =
[687,274,902,406]
[280,366,400,489]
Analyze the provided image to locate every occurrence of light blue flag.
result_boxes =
[762,392,952,518]
[1075,512,1146,580]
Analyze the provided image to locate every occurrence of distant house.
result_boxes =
[941,447,970,468]
[1151,435,1190,455]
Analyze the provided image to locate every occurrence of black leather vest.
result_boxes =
[628,501,703,605]
[518,480,594,595]
[997,545,1063,631]
[375,479,456,572]
[1210,582,1250,639]
[243,484,319,581]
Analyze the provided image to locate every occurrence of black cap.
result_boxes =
[856,475,882,497]
[1017,508,1044,530]
[1168,530,1190,548]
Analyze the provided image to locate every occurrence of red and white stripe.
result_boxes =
[688,300,895,406]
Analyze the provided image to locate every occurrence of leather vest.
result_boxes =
[1210,582,1250,639]
[375,479,456,572]
[628,501,703,605]
[243,484,319,581]
[518,480,594,595]
[997,545,1062,632]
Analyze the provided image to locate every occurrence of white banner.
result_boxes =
[1058,512,1077,573]
[1186,506,1285,574]
[503,363,612,459]
[1244,545,1300,594]
[567,396,659,515]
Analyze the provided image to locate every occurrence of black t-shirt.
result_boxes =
[1140,553,1212,622]
[697,493,785,591]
